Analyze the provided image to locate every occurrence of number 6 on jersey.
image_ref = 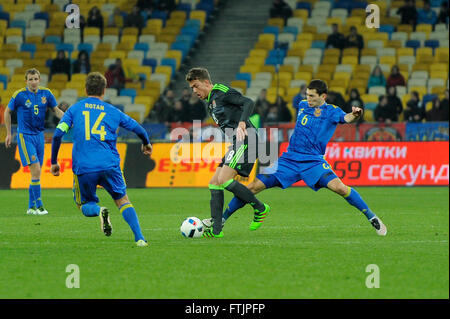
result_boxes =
[82,111,106,141]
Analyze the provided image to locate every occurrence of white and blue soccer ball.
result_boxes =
[180,217,204,238]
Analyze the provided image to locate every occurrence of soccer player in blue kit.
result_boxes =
[4,68,64,215]
[50,72,152,247]
[218,80,387,236]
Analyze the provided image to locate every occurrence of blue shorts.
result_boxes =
[17,132,44,167]
[258,154,338,191]
[73,167,127,206]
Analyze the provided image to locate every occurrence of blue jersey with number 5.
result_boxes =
[57,97,140,174]
[8,86,58,134]
[285,100,346,160]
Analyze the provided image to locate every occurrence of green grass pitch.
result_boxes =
[0,187,448,299]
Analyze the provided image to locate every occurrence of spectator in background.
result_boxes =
[152,89,176,123]
[386,86,403,121]
[254,89,271,118]
[185,94,207,122]
[292,84,307,110]
[180,88,192,108]
[0,97,5,124]
[108,7,124,28]
[326,24,346,50]
[104,58,128,90]
[345,88,364,114]
[157,0,176,13]
[72,50,91,74]
[125,6,145,33]
[368,65,386,88]
[264,96,292,123]
[374,95,397,123]
[269,0,293,25]
[137,0,155,15]
[426,97,447,121]
[397,0,418,26]
[441,89,449,120]
[403,91,424,122]
[326,90,346,109]
[345,26,364,51]
[50,50,71,81]
[386,65,406,88]
[438,1,449,24]
[87,6,104,38]
[168,100,188,123]
[418,0,438,25]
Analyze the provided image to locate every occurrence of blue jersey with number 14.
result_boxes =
[58,97,141,175]
[284,100,346,161]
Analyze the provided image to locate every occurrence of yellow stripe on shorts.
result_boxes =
[73,175,81,205]
[19,133,30,165]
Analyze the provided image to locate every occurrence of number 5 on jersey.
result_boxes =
[82,111,106,141]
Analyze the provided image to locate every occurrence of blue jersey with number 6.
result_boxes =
[285,100,346,160]
[57,97,140,175]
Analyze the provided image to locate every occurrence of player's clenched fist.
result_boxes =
[51,163,60,176]
[351,106,363,118]
[142,144,153,156]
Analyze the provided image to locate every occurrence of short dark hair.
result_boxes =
[186,67,212,82]
[85,72,106,96]
[307,79,328,95]
[25,68,40,80]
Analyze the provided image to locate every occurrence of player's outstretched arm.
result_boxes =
[344,106,364,123]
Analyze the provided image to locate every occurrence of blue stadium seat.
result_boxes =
[0,74,8,90]
[21,43,36,58]
[0,11,10,25]
[143,58,157,72]
[422,94,438,107]
[176,34,195,48]
[151,10,168,25]
[265,56,284,66]
[184,19,201,30]
[431,0,444,7]
[348,1,368,11]
[379,25,395,38]
[236,72,252,87]
[283,26,298,36]
[405,40,421,50]
[176,3,192,16]
[263,26,279,39]
[296,2,311,13]
[10,20,26,32]
[77,43,93,55]
[311,41,326,49]
[424,39,440,49]
[56,43,74,55]
[171,41,190,59]
[44,35,61,44]
[120,88,137,103]
[196,2,214,16]
[134,42,149,53]
[46,59,53,68]
[34,12,49,27]
[161,58,177,76]
[181,26,200,38]
[364,102,377,111]
[268,49,286,59]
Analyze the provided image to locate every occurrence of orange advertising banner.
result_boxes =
[11,143,127,189]
[145,143,257,187]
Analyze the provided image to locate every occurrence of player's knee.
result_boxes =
[114,194,130,208]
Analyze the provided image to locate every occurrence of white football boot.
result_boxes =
[370,217,387,236]
[35,207,48,215]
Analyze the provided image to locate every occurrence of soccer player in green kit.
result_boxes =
[186,67,270,238]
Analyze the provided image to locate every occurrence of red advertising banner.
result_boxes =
[279,142,449,186]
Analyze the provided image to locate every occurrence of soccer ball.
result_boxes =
[180,217,204,238]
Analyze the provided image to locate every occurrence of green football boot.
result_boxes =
[202,228,224,238]
[249,203,270,231]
